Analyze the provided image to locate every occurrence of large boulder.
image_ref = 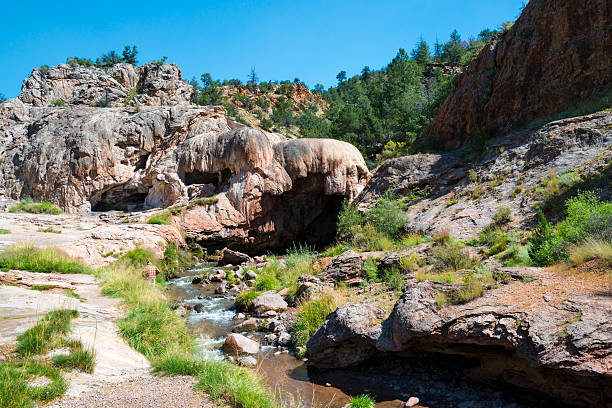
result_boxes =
[220,248,252,265]
[306,302,385,368]
[426,0,612,146]
[223,333,259,355]
[252,292,288,314]
[318,250,364,285]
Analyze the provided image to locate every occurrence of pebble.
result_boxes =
[405,397,419,407]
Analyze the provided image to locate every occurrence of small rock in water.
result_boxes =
[223,333,260,355]
[277,332,292,347]
[233,318,259,333]
[215,282,227,294]
[233,313,246,320]
[405,397,419,407]
[191,276,202,284]
[264,333,278,344]
[193,303,204,313]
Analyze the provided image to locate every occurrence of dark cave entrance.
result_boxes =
[91,185,149,212]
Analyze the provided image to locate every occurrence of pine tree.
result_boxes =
[336,71,347,84]
[411,36,431,65]
[247,67,258,85]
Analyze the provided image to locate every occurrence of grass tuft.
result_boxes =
[0,229,11,235]
[350,394,375,408]
[293,292,345,355]
[16,309,79,357]
[0,361,67,407]
[37,227,62,234]
[9,198,62,215]
[0,246,93,274]
[146,211,172,225]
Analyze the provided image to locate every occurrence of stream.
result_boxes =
[166,266,357,408]
[167,267,535,408]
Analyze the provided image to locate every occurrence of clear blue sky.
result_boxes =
[0,0,526,98]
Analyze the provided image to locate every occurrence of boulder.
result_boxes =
[252,293,288,314]
[214,282,227,295]
[318,250,364,286]
[223,333,259,355]
[233,318,259,333]
[220,248,253,265]
[193,303,204,313]
[306,302,385,368]
[237,356,258,367]
[277,332,292,347]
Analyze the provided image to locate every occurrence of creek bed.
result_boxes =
[167,267,535,408]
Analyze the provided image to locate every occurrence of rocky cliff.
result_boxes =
[0,63,369,251]
[427,0,612,146]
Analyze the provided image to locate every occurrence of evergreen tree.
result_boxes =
[411,37,431,65]
[121,45,138,65]
[0,93,6,103]
[441,29,467,65]
[336,71,347,84]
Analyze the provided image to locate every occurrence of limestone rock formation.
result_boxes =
[427,0,612,146]
[1,74,369,251]
[318,250,365,285]
[18,62,192,107]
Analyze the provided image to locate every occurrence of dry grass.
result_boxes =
[569,239,612,266]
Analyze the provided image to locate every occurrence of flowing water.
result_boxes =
[167,267,533,408]
[166,267,357,408]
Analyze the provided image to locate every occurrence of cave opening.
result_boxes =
[91,186,149,212]
[183,168,232,189]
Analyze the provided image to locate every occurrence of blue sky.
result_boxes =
[0,0,525,98]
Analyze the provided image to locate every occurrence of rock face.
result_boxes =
[0,67,369,250]
[357,111,612,239]
[427,0,612,146]
[18,62,192,107]
[307,268,612,407]
[306,302,385,368]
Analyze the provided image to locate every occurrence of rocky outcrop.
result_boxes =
[306,302,385,368]
[0,80,369,250]
[357,111,611,239]
[427,0,612,146]
[18,62,192,107]
[307,268,612,407]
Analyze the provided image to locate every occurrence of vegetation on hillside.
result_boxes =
[9,198,62,215]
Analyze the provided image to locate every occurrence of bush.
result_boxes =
[255,273,279,291]
[320,243,349,258]
[336,199,363,240]
[9,198,62,215]
[158,241,195,279]
[432,241,479,272]
[529,192,611,265]
[51,99,67,107]
[350,223,395,252]
[121,247,154,268]
[383,267,404,291]
[367,191,406,239]
[492,206,512,225]
[362,258,379,282]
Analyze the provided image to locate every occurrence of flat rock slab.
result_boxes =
[0,271,150,396]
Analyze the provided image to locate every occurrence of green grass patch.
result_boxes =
[37,227,61,234]
[30,285,55,291]
[320,243,349,258]
[146,211,172,225]
[0,229,11,234]
[0,361,67,407]
[9,198,62,215]
[234,290,262,312]
[293,293,344,355]
[16,309,79,357]
[52,342,95,373]
[0,246,93,274]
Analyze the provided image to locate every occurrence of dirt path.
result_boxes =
[0,270,214,408]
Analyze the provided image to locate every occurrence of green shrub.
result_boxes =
[254,273,279,291]
[0,246,93,274]
[432,241,479,272]
[158,242,195,279]
[492,206,512,225]
[51,99,68,107]
[350,394,375,408]
[0,229,11,234]
[529,192,611,265]
[336,199,363,240]
[367,191,406,239]
[320,244,349,257]
[383,267,404,291]
[350,223,395,252]
[9,198,62,215]
[121,247,154,268]
[234,290,262,312]
[362,258,379,282]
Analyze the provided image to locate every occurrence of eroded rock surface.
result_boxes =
[307,268,612,407]
[427,0,612,146]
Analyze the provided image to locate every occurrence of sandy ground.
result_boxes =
[0,270,215,407]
